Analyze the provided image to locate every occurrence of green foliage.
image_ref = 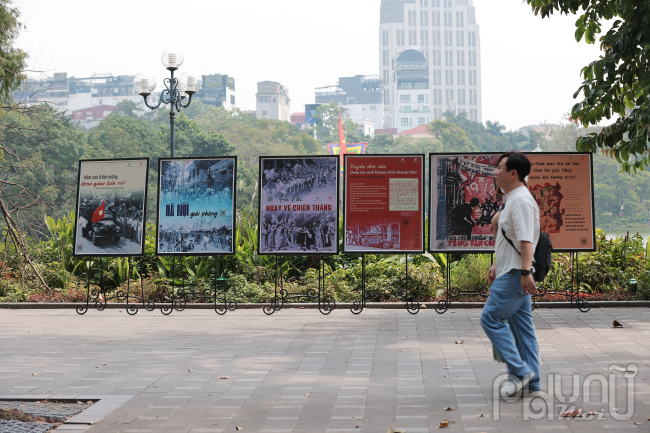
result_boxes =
[0,0,27,105]
[526,0,650,171]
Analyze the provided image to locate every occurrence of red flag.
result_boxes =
[92,200,106,223]
[338,110,347,155]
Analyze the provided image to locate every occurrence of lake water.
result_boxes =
[598,227,650,246]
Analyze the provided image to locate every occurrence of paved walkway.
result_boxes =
[0,307,649,432]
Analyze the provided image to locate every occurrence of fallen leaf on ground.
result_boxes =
[304,394,311,397]
[101,363,107,365]
[613,320,623,328]
[584,410,597,416]
[218,376,229,379]
[444,367,451,369]
[560,409,582,418]
[387,429,405,433]
[477,414,483,418]
[188,369,194,372]
[581,346,587,348]
[437,421,449,428]
[635,422,642,425]
[444,407,454,411]
[235,427,242,431]
[32,373,41,376]
[86,401,93,405]
[455,341,463,344]
[400,350,407,352]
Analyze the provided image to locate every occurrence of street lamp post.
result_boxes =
[134,47,203,158]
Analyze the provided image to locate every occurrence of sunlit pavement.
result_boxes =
[1,307,648,432]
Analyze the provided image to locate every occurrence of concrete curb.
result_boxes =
[1,301,649,309]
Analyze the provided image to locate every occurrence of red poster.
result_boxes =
[344,154,424,253]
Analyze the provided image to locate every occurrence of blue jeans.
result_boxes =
[481,269,540,392]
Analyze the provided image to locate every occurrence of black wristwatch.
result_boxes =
[520,269,532,276]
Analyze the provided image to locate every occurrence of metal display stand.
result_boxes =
[215,256,237,315]
[263,255,335,315]
[434,252,591,314]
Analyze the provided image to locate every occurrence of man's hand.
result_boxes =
[487,263,496,285]
[521,273,537,295]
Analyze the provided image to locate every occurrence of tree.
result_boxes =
[116,100,143,118]
[526,0,650,171]
[426,118,477,152]
[0,0,27,105]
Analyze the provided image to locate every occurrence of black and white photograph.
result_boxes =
[156,157,236,256]
[258,156,339,255]
[74,158,149,257]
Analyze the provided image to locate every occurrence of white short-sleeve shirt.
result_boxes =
[495,186,540,278]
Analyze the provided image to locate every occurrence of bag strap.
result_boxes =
[501,227,521,255]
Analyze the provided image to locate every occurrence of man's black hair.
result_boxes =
[498,151,531,183]
[469,198,480,206]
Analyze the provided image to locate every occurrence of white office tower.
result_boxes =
[379,0,482,132]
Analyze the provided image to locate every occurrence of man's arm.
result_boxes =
[487,211,500,284]
[520,241,536,295]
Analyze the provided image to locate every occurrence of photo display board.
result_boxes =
[428,152,595,253]
[156,157,236,256]
[74,158,149,257]
[343,154,424,253]
[258,156,339,255]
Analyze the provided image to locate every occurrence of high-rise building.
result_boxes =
[256,81,290,122]
[379,0,482,132]
[196,74,236,109]
[315,75,384,131]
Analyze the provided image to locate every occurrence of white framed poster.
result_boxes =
[156,157,237,256]
[73,158,149,257]
[258,156,339,255]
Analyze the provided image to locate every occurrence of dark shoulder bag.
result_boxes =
[500,228,553,282]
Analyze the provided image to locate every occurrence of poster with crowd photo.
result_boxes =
[258,156,339,255]
[156,157,236,256]
[343,154,424,254]
[429,153,504,252]
[429,152,596,253]
[527,152,595,251]
[73,158,149,257]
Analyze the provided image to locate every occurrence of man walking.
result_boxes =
[482,152,541,397]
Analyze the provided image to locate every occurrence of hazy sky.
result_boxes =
[15,0,605,130]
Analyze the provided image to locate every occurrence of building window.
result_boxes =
[231,95,235,105]
[408,10,416,26]
[421,49,429,63]
[469,50,477,66]
[444,11,452,26]
[397,29,404,46]
[420,0,428,6]
[469,70,477,85]
[445,89,454,105]
[470,108,478,121]
[87,111,92,115]
[456,31,464,46]
[262,111,267,115]
[404,106,412,113]
[423,106,430,112]
[383,50,389,66]
[370,105,376,110]
[383,30,389,46]
[458,89,466,105]
[421,30,429,46]
[456,11,464,27]
[77,112,82,115]
[383,69,389,85]
[432,0,439,6]
[468,31,476,47]
[470,89,477,105]
[418,118,425,125]
[433,89,442,105]
[457,50,465,66]
[418,94,425,103]
[445,50,453,66]
[445,70,454,85]
[432,30,441,46]
[264,84,270,89]
[444,30,453,46]
[432,11,440,26]
[400,95,411,103]
[420,10,428,26]
[432,69,442,85]
[409,29,417,46]
[272,98,276,102]
[457,69,465,85]
[401,118,409,126]
[443,0,451,7]
[432,50,441,66]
